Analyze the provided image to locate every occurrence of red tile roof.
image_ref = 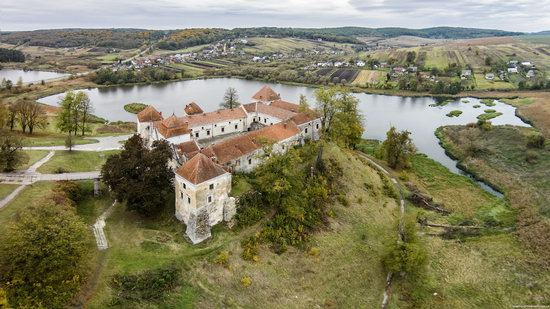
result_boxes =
[184,102,204,115]
[290,111,320,125]
[202,121,300,164]
[137,105,163,122]
[270,99,300,112]
[176,140,200,156]
[155,114,190,138]
[176,153,228,184]
[252,86,280,102]
[242,102,296,121]
[182,107,247,128]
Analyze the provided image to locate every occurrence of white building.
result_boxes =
[175,153,235,244]
[137,86,323,244]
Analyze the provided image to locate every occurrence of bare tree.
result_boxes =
[14,100,46,134]
[220,87,240,109]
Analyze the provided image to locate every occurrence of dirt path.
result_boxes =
[92,201,117,250]
[356,152,405,309]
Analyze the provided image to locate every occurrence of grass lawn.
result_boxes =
[37,150,120,174]
[19,132,99,147]
[16,150,49,170]
[0,182,55,229]
[0,184,20,200]
[474,73,515,90]
[86,144,400,308]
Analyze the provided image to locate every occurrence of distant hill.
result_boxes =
[0,26,524,50]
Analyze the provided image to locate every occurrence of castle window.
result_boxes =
[248,158,252,165]
[187,196,191,204]
[180,192,183,198]
[209,184,214,190]
[207,195,213,203]
[305,128,308,134]
[316,123,319,129]
[235,124,238,130]
[182,183,186,189]
[195,132,199,138]
[221,127,225,133]
[207,130,211,136]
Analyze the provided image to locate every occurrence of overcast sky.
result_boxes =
[1,0,549,32]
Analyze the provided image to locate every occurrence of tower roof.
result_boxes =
[176,153,228,184]
[184,102,204,115]
[252,86,280,102]
[137,105,163,122]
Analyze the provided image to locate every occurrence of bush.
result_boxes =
[241,235,260,261]
[527,133,545,149]
[214,251,230,268]
[110,265,181,304]
[525,149,539,164]
[241,276,253,287]
[54,181,86,202]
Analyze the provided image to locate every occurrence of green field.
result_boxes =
[16,150,49,170]
[37,150,120,174]
[0,184,20,200]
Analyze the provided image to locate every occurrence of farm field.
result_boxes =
[473,73,515,90]
[36,150,120,174]
[352,70,385,85]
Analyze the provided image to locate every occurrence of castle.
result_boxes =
[136,86,322,243]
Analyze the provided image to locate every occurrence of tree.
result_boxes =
[220,87,240,109]
[15,77,23,89]
[298,94,309,112]
[6,105,17,131]
[56,90,81,151]
[0,201,92,308]
[101,135,174,215]
[13,100,46,134]
[0,133,28,172]
[315,87,364,148]
[406,51,416,64]
[379,126,416,169]
[76,91,93,136]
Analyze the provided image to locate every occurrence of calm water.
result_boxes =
[0,69,67,83]
[39,78,530,193]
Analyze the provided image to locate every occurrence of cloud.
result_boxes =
[0,0,548,31]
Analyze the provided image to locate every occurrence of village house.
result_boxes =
[136,86,322,243]
[461,69,472,79]
[485,73,495,80]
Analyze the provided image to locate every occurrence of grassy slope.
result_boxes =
[86,143,399,308]
[0,182,55,229]
[0,184,20,200]
[37,150,120,173]
[357,141,548,308]
[16,150,49,170]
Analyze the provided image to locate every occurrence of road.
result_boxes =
[356,152,405,309]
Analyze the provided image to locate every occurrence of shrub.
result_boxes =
[241,276,253,287]
[109,265,181,304]
[214,251,230,268]
[476,119,492,131]
[525,149,538,164]
[241,235,260,261]
[54,181,86,202]
[527,133,545,149]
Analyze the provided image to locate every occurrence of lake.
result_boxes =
[0,69,68,83]
[39,78,530,191]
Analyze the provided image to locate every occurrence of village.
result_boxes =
[135,86,322,243]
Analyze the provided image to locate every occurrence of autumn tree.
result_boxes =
[379,126,416,169]
[315,87,364,148]
[57,91,92,149]
[13,100,46,134]
[77,91,93,136]
[0,201,92,308]
[101,135,174,215]
[298,94,309,112]
[220,87,240,109]
[0,104,7,129]
[0,133,28,172]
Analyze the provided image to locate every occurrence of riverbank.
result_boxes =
[436,125,550,262]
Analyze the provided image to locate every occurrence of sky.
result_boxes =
[1,0,549,32]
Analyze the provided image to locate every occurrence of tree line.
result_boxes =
[0,48,25,62]
[92,67,178,85]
